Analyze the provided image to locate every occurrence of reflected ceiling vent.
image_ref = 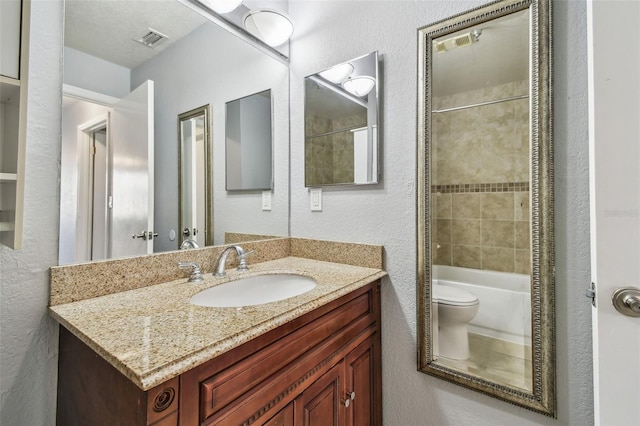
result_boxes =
[135,28,169,48]
[435,29,481,53]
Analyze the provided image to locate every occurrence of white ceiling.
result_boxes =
[64,0,207,69]
[432,9,530,97]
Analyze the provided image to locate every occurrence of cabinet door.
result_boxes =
[263,401,294,426]
[295,362,344,426]
[345,335,380,426]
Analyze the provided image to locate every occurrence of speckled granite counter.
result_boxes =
[50,255,386,391]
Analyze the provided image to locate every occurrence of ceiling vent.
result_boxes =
[135,28,169,48]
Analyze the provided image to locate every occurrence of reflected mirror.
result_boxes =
[417,0,555,416]
[225,90,273,191]
[59,0,289,265]
[304,52,380,186]
[179,105,212,247]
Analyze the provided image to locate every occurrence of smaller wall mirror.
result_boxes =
[179,104,212,247]
[304,51,380,187]
[225,89,273,191]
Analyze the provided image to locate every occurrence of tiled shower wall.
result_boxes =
[305,112,366,185]
[432,81,531,274]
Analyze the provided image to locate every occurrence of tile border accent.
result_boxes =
[432,182,530,193]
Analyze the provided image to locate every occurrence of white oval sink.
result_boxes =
[189,274,317,307]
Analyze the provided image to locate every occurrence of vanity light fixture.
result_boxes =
[243,9,294,47]
[198,0,244,14]
[343,76,376,97]
[319,63,354,84]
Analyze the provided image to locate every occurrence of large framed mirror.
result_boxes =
[59,0,289,265]
[417,0,554,416]
[179,104,212,248]
[304,52,380,186]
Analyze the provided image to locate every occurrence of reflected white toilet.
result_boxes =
[432,285,479,360]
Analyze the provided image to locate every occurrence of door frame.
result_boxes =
[75,116,108,261]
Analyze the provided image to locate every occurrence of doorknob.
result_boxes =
[612,287,640,317]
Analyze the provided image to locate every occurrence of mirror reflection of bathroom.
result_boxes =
[430,9,532,391]
[304,51,379,186]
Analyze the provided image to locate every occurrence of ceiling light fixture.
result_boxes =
[343,76,376,97]
[199,0,244,14]
[319,63,354,85]
[243,9,294,47]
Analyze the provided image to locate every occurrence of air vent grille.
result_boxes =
[135,28,169,48]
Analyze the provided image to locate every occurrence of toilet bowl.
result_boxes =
[432,284,479,360]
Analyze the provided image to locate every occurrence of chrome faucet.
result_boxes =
[214,245,253,277]
[178,262,204,283]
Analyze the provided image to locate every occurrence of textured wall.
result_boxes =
[0,1,593,425]
[0,1,63,424]
[289,0,592,425]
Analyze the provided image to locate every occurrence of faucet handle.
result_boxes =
[237,250,255,271]
[178,262,204,283]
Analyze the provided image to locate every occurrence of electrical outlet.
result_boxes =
[310,188,322,211]
[262,191,272,211]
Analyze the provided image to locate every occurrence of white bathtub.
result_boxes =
[433,265,532,345]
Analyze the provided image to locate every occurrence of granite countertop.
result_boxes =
[49,256,386,391]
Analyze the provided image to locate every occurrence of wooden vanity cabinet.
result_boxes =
[56,281,381,426]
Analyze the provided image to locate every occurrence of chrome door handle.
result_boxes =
[132,231,158,240]
[612,287,640,317]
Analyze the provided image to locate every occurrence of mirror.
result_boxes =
[304,52,380,186]
[225,90,273,191]
[59,0,289,265]
[417,0,555,416]
[179,105,212,247]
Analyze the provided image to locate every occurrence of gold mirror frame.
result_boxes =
[178,104,213,247]
[416,0,555,416]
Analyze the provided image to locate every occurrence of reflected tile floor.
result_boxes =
[437,333,533,391]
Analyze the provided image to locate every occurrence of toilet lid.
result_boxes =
[432,285,479,306]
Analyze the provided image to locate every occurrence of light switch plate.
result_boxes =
[310,188,322,211]
[262,191,272,211]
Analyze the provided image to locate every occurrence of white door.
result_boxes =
[588,1,640,425]
[109,80,155,258]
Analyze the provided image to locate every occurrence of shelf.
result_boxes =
[0,173,18,182]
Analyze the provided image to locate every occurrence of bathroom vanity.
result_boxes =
[50,238,385,425]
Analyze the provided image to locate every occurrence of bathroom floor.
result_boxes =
[437,333,532,391]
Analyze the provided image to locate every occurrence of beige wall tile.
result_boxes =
[435,219,452,245]
[452,245,481,269]
[482,247,515,272]
[453,193,481,219]
[452,219,481,245]
[515,221,530,249]
[482,193,515,220]
[435,193,452,218]
[482,220,515,248]
[433,243,452,266]
[515,191,530,221]
[515,249,531,275]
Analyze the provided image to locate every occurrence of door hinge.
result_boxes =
[585,282,597,307]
